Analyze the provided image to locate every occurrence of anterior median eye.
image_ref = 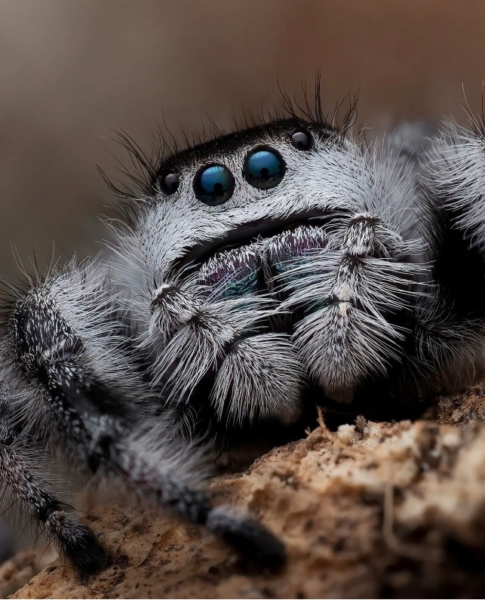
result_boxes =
[243,147,286,190]
[194,164,235,205]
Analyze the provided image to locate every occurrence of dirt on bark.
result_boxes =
[7,386,485,598]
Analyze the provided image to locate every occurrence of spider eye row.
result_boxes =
[160,128,314,205]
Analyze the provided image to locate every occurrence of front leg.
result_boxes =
[0,260,285,570]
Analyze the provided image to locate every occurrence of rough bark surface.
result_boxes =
[8,386,485,599]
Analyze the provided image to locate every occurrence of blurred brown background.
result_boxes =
[1,0,485,277]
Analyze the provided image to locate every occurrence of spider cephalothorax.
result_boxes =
[113,114,435,430]
[2,95,485,575]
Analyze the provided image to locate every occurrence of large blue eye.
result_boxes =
[243,147,286,189]
[193,164,235,205]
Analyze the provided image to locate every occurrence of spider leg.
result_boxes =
[0,392,107,574]
[1,262,285,570]
[406,287,483,394]
[423,122,485,253]
[413,124,485,389]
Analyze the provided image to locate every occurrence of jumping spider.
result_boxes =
[1,92,484,575]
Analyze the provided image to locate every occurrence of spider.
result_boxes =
[1,91,484,576]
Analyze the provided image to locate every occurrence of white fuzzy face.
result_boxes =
[125,120,416,286]
[116,117,424,426]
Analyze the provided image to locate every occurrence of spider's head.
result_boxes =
[115,115,424,422]
[129,118,357,291]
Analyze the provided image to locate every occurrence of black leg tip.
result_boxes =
[68,535,110,577]
[207,506,286,570]
[47,511,109,576]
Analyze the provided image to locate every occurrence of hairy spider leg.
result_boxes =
[0,395,107,573]
[2,268,285,572]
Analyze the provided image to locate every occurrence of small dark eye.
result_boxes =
[243,147,286,189]
[290,129,314,151]
[160,171,180,195]
[194,164,235,205]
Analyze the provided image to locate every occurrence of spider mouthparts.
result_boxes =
[194,222,330,299]
[172,211,335,278]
